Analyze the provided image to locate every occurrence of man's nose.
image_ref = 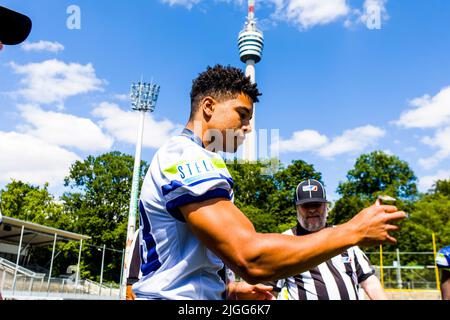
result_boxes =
[242,122,252,134]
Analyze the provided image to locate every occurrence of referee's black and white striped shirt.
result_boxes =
[276,224,375,300]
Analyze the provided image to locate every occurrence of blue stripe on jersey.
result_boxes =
[161,175,234,197]
[139,200,162,276]
[165,188,232,222]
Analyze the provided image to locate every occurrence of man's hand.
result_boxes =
[347,204,406,247]
[228,282,275,300]
[0,41,3,50]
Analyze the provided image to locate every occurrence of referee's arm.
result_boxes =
[360,275,387,300]
[179,198,405,284]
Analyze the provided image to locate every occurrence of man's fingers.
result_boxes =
[378,204,398,213]
[386,224,400,232]
[264,291,276,300]
[384,211,407,222]
[253,284,273,292]
[385,234,397,244]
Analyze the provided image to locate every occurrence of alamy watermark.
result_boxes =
[66,5,81,30]
[366,4,382,30]
[191,120,280,175]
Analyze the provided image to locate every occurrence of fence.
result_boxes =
[0,266,121,300]
[366,250,440,291]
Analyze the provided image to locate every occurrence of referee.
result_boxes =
[276,179,387,300]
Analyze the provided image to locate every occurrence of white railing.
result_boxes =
[0,257,45,279]
[0,268,121,300]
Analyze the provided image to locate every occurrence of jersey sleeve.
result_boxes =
[158,147,233,222]
[353,246,376,283]
[436,246,450,270]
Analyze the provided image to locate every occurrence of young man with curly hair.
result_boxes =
[132,64,406,300]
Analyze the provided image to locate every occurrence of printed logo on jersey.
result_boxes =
[342,256,352,264]
[163,157,227,184]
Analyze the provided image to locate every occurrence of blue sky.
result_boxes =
[1,0,450,201]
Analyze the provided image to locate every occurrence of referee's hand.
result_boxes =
[347,204,406,247]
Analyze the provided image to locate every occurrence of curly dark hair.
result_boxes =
[190,64,261,119]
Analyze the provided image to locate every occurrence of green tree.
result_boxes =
[0,180,63,226]
[432,179,450,197]
[227,159,322,233]
[330,151,418,225]
[61,151,149,282]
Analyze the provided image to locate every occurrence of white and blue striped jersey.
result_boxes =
[132,129,234,300]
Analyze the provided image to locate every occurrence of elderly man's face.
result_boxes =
[296,202,327,232]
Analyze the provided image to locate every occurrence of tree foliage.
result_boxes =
[59,151,149,281]
[0,180,63,226]
[329,151,418,225]
[227,159,322,233]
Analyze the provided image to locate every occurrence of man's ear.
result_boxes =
[201,96,215,119]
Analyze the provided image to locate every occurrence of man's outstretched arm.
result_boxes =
[180,199,405,284]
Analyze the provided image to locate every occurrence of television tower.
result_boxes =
[238,0,264,161]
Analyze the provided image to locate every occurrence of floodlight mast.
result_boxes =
[121,78,160,298]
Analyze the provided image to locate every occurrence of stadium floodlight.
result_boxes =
[121,79,160,299]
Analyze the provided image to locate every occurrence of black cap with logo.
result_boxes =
[295,179,327,205]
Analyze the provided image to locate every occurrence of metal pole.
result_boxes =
[379,245,384,288]
[119,248,125,300]
[122,109,145,297]
[432,232,442,298]
[99,244,106,296]
[75,239,83,293]
[1,271,6,293]
[28,277,33,295]
[47,233,57,293]
[12,225,25,296]
[396,248,402,288]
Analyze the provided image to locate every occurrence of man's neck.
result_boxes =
[185,120,209,148]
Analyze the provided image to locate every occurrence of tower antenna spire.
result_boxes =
[248,0,255,21]
[238,0,264,162]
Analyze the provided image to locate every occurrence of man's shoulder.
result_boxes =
[437,246,450,269]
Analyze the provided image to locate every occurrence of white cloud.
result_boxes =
[21,41,65,53]
[276,129,328,153]
[92,102,182,149]
[271,0,350,29]
[113,94,129,101]
[275,125,385,157]
[395,87,450,129]
[160,0,201,9]
[0,131,80,186]
[418,126,450,169]
[318,125,385,158]
[10,59,104,107]
[404,146,417,153]
[17,104,113,152]
[418,170,450,193]
[160,0,362,30]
